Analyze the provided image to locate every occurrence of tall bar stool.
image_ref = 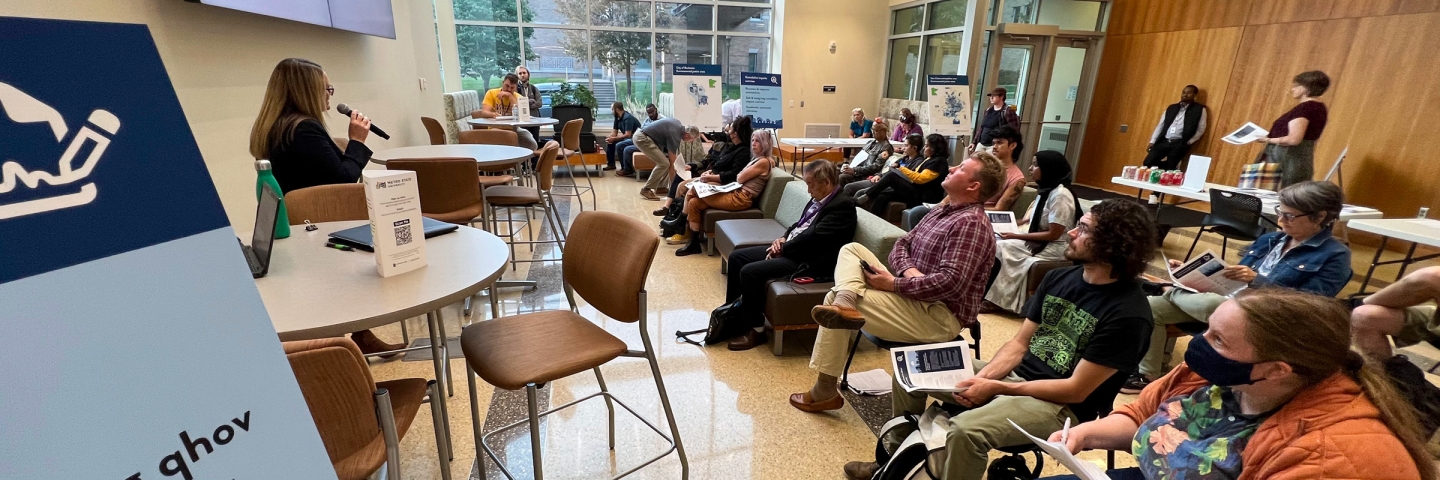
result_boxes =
[483,141,566,270]
[458,129,523,188]
[460,211,688,480]
[552,118,596,211]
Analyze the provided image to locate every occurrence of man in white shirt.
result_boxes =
[641,103,665,128]
[1142,85,1207,171]
[720,98,743,127]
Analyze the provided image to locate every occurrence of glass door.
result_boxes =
[983,34,1045,162]
[981,34,1097,167]
[1035,41,1092,162]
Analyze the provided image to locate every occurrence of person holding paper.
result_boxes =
[603,102,642,172]
[657,120,752,238]
[1125,181,1352,393]
[1043,289,1432,480]
[247,58,403,356]
[720,160,857,350]
[477,73,539,150]
[789,153,1008,414]
[651,126,710,219]
[855,133,951,215]
[841,199,1157,480]
[671,130,775,256]
[838,119,894,186]
[1253,71,1330,188]
[633,116,695,200]
[1142,85,1208,171]
[842,132,921,199]
[983,151,1082,313]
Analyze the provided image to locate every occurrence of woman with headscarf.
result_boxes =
[983,150,1082,313]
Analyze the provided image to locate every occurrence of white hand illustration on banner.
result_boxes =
[0,81,120,220]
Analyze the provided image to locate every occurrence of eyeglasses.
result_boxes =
[1273,206,1314,222]
[325,85,335,95]
[1073,222,1092,236]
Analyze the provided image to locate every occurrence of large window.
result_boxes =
[885,0,969,101]
[453,0,773,125]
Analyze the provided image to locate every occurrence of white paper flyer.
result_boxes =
[362,170,429,277]
[892,340,974,393]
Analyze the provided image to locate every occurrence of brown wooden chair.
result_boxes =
[385,158,485,225]
[460,210,687,480]
[484,141,565,271]
[285,184,368,225]
[284,337,445,480]
[458,129,520,188]
[551,118,596,211]
[421,116,447,145]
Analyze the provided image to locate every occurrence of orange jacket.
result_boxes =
[1114,364,1421,480]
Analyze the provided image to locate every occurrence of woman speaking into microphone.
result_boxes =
[248,57,404,355]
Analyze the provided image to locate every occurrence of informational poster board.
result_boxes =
[927,75,973,137]
[0,16,336,479]
[740,72,782,129]
[672,63,723,131]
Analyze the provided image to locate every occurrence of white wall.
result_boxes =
[8,0,445,232]
[777,0,890,139]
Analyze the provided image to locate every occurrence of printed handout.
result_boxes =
[1164,251,1248,296]
[892,340,974,393]
[1222,122,1269,145]
[1009,420,1112,480]
[987,210,1020,234]
[848,149,871,169]
[673,153,691,181]
[693,182,743,198]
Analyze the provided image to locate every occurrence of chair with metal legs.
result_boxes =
[460,211,688,480]
[483,141,567,271]
[552,118,597,211]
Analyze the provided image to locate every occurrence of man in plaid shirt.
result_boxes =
[789,152,1009,413]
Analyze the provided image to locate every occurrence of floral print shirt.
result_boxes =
[1132,385,1267,480]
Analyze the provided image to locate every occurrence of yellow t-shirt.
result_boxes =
[483,88,517,116]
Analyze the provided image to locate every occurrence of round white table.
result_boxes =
[370,144,533,167]
[465,116,560,128]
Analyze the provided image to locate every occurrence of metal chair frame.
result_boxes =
[1185,189,1266,261]
[550,119,597,212]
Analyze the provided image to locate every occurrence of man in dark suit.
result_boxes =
[1143,85,1208,171]
[723,160,859,350]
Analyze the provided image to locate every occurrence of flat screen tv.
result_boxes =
[187,0,396,39]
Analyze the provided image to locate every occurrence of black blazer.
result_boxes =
[268,118,372,194]
[779,192,858,277]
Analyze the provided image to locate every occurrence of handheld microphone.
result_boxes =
[336,103,390,140]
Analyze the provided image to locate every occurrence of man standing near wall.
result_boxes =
[514,66,542,143]
[1142,85,1207,171]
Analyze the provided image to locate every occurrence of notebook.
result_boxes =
[327,217,460,252]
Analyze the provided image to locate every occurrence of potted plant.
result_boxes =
[550,83,598,153]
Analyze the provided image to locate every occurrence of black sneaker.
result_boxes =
[1120,374,1152,395]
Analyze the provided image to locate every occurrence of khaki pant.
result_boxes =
[808,243,960,376]
[634,132,672,190]
[1395,304,1440,348]
[1138,289,1227,379]
[892,360,1077,480]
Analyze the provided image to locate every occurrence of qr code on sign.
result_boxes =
[394,224,413,246]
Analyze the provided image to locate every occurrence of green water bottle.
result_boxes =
[255,160,291,239]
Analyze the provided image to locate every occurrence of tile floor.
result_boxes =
[354,170,1438,480]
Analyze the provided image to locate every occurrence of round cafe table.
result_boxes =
[369,144,533,167]
[255,220,509,466]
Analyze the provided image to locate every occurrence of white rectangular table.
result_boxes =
[1109,176,1383,222]
[1347,219,1440,294]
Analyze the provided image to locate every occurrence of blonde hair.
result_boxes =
[249,58,328,160]
[752,129,775,159]
[968,150,1006,200]
[852,107,866,117]
[871,120,891,141]
[1234,290,1438,480]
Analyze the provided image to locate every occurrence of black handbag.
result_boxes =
[676,298,745,346]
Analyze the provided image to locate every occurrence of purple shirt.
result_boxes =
[890,201,995,327]
[892,122,925,142]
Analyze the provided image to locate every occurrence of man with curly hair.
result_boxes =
[842,199,1158,480]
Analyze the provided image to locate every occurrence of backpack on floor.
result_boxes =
[871,404,951,480]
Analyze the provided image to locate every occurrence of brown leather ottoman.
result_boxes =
[714,219,788,273]
[701,208,764,255]
[764,279,834,355]
[632,152,654,181]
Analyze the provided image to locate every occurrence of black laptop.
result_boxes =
[240,183,281,278]
[326,217,459,252]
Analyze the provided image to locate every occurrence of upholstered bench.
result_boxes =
[714,182,813,273]
[762,208,907,355]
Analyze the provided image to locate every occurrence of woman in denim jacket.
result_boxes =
[1123,181,1352,393]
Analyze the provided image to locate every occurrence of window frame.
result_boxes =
[884,0,973,101]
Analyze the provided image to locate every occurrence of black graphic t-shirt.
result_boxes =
[1014,266,1153,421]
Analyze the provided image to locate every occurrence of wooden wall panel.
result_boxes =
[1108,0,1250,35]
[1075,27,1244,189]
[1249,0,1337,24]
[1199,18,1357,188]
[1322,12,1440,216]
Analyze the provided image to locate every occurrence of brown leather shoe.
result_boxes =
[843,461,880,480]
[640,188,661,201]
[656,187,669,196]
[352,329,405,358]
[812,305,866,330]
[788,391,844,413]
[727,329,768,351]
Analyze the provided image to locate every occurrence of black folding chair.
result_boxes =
[1186,189,1267,261]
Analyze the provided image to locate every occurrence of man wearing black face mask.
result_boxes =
[846,199,1156,480]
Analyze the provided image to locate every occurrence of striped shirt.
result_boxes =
[890,201,996,327]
